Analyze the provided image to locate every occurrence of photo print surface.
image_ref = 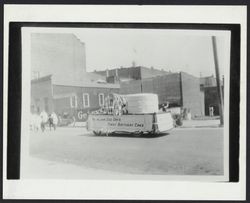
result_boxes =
[3,5,246,200]
[21,26,231,181]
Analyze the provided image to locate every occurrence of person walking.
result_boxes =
[48,114,53,131]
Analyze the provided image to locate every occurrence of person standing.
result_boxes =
[40,110,48,132]
[48,114,53,131]
[51,112,58,130]
[209,106,214,117]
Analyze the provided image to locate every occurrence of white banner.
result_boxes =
[87,114,153,133]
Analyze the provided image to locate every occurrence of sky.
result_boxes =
[28,27,231,78]
[71,28,231,78]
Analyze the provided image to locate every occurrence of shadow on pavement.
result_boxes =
[79,132,170,138]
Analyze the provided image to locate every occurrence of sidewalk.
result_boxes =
[181,119,221,128]
[21,156,124,179]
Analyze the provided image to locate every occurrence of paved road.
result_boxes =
[28,127,224,177]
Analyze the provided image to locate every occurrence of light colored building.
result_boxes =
[31,33,86,81]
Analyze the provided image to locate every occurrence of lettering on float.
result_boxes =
[91,116,144,128]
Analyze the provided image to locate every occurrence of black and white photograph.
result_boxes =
[3,5,246,200]
[22,27,230,180]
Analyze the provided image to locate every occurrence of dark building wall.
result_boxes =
[111,72,205,116]
[204,86,224,116]
[117,67,141,80]
[181,72,205,116]
[141,78,154,93]
[95,67,141,80]
[31,76,54,113]
[53,85,82,116]
[119,80,142,94]
[106,75,120,83]
[151,73,182,105]
[140,67,170,79]
[54,97,71,113]
[120,73,182,106]
[94,66,170,81]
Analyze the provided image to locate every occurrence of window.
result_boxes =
[83,93,90,108]
[70,95,77,108]
[99,93,104,106]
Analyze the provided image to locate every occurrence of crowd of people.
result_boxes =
[30,110,58,132]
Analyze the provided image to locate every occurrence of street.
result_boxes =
[25,126,224,178]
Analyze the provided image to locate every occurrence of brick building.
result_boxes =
[94,67,205,117]
[94,66,171,82]
[31,75,120,121]
[200,75,224,116]
[118,71,205,117]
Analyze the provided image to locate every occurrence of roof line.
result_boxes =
[53,83,120,89]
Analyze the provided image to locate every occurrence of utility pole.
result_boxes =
[211,36,224,126]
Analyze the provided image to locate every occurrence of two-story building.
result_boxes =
[31,74,120,121]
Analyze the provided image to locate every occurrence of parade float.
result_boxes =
[87,93,174,136]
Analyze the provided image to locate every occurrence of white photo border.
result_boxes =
[3,5,246,200]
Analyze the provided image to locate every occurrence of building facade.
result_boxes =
[119,72,205,117]
[31,75,120,121]
[94,66,171,82]
[94,66,205,117]
[200,75,224,116]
